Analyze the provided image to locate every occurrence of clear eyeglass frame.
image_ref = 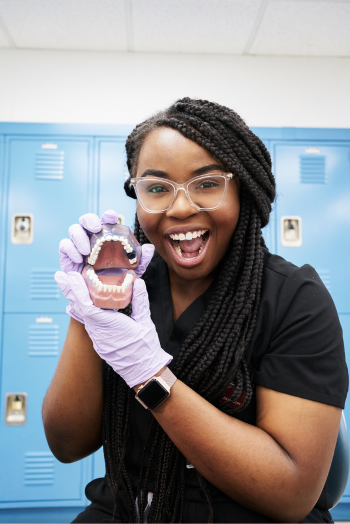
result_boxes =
[130,172,234,214]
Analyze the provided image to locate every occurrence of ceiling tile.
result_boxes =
[250,0,350,56]
[0,0,128,50]
[0,22,11,47]
[132,0,262,54]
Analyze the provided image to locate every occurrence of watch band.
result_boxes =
[158,367,177,388]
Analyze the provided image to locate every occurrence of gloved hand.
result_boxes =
[54,271,172,388]
[57,210,155,322]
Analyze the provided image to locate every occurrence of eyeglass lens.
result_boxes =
[136,175,227,212]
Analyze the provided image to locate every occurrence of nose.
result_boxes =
[165,188,199,220]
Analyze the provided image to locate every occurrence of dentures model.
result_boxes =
[82,224,141,309]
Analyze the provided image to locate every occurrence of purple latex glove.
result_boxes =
[54,272,172,388]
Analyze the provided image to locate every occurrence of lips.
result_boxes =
[82,224,141,309]
[166,229,210,268]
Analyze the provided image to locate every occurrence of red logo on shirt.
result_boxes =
[220,384,246,408]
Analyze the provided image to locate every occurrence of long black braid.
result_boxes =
[102,98,275,523]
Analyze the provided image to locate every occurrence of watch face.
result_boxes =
[137,379,169,410]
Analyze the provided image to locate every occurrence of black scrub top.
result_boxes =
[76,249,348,524]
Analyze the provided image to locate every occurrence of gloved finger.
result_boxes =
[101,210,119,225]
[59,238,83,264]
[131,278,152,325]
[55,271,77,302]
[68,224,91,255]
[135,244,155,277]
[79,213,102,234]
[67,271,96,318]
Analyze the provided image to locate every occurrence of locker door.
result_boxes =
[274,144,350,313]
[4,138,91,313]
[97,139,136,228]
[0,314,87,506]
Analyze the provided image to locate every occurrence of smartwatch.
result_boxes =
[135,368,177,410]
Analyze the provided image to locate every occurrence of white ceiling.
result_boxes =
[0,0,348,57]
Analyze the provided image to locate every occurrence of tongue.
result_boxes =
[179,236,203,253]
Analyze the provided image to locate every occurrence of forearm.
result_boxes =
[42,318,103,463]
[151,380,321,522]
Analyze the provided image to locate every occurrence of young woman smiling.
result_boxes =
[43,98,348,523]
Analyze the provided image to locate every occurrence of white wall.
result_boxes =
[0,48,349,128]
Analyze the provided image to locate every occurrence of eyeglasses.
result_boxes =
[130,172,234,213]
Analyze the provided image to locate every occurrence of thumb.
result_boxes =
[131,279,152,325]
[55,271,75,301]
[66,271,96,318]
[135,244,155,277]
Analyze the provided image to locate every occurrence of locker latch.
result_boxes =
[281,216,302,247]
[5,393,27,425]
[11,214,34,245]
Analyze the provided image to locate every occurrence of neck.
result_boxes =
[168,267,217,322]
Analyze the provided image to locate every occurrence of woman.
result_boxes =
[43,98,348,523]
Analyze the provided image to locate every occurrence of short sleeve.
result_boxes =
[254,264,348,408]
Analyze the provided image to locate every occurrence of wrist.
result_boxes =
[132,365,167,393]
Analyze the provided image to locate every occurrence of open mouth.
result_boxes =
[166,229,210,267]
[82,224,141,309]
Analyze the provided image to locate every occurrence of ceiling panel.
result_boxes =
[251,0,350,56]
[0,0,128,50]
[132,0,262,54]
[0,21,11,47]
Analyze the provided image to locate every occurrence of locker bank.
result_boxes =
[0,123,350,522]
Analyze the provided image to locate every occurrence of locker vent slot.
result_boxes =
[299,155,326,184]
[28,324,59,356]
[24,452,54,486]
[30,270,60,300]
[317,270,331,292]
[35,151,64,180]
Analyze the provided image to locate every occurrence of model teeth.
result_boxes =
[87,237,137,266]
[86,268,134,293]
[169,229,207,241]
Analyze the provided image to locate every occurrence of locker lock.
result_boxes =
[281,216,302,247]
[11,214,34,245]
[5,393,27,426]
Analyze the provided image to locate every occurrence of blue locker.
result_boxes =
[4,138,91,313]
[97,139,137,227]
[0,314,89,508]
[273,143,350,313]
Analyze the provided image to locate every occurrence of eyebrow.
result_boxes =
[140,164,224,178]
[193,164,224,175]
[140,169,168,178]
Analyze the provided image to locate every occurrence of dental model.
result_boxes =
[82,224,141,309]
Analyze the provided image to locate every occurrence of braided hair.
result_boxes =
[102,98,275,523]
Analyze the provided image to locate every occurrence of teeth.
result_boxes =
[129,257,137,264]
[169,230,207,241]
[85,266,134,295]
[105,235,112,241]
[112,235,119,241]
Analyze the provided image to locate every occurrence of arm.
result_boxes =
[147,381,341,523]
[42,318,103,463]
